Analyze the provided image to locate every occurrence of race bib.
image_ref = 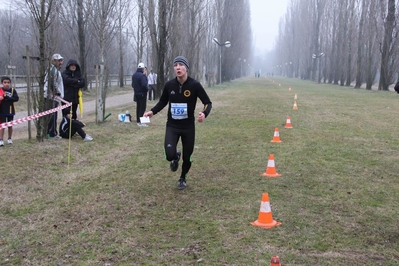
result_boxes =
[171,103,188,119]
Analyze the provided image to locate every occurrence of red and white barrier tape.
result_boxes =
[0,96,72,129]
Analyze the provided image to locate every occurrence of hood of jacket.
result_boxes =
[65,59,81,75]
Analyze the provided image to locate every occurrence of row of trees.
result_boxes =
[274,0,398,90]
[0,0,252,140]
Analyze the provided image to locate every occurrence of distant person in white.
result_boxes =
[147,69,157,101]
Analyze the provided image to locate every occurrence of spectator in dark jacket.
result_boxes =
[132,62,148,126]
[59,107,93,141]
[0,76,19,146]
[62,59,86,119]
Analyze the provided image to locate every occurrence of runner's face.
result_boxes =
[174,63,187,78]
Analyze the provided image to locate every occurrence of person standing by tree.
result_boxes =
[147,69,157,101]
[62,59,86,119]
[44,53,64,138]
[0,76,18,146]
[132,62,148,127]
[143,56,212,190]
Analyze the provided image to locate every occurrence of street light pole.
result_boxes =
[312,52,324,83]
[239,58,242,78]
[213,38,231,86]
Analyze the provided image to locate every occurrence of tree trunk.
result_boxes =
[378,0,395,91]
[355,0,367,88]
[77,0,87,91]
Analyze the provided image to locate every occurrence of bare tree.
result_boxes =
[310,0,326,82]
[222,0,252,82]
[77,0,88,90]
[147,0,173,98]
[378,0,397,91]
[59,0,91,91]
[364,1,380,89]
[355,0,367,88]
[88,0,118,123]
[24,0,62,141]
[116,0,131,87]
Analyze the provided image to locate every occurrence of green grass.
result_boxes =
[1,76,399,265]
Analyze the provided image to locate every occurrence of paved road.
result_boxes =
[13,92,134,130]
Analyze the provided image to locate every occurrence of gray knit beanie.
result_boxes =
[173,56,189,70]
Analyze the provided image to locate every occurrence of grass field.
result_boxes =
[1,76,399,265]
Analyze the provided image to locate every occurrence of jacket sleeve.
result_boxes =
[4,88,19,102]
[141,75,148,91]
[62,72,81,88]
[197,83,212,117]
[78,77,86,88]
[151,84,169,115]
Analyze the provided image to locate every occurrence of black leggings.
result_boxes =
[164,125,195,179]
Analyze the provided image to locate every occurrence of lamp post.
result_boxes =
[238,58,246,77]
[312,52,324,83]
[278,65,283,76]
[213,38,231,85]
[243,59,246,76]
[289,62,292,77]
[239,58,241,78]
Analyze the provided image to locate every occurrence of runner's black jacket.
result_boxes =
[151,76,212,129]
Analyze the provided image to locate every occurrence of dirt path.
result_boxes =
[10,92,135,138]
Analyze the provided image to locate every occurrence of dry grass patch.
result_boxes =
[1,77,399,265]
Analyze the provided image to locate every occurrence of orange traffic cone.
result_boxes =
[294,93,298,100]
[284,116,293,128]
[251,193,282,229]
[261,154,281,177]
[293,101,298,110]
[270,256,281,266]
[270,127,282,143]
[288,87,291,91]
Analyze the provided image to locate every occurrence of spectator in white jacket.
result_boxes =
[44,53,64,138]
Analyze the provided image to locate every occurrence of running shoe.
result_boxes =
[170,150,181,172]
[178,178,187,190]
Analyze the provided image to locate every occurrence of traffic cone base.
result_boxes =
[251,193,282,229]
[261,172,282,178]
[251,219,282,229]
[270,127,282,143]
[261,154,281,177]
